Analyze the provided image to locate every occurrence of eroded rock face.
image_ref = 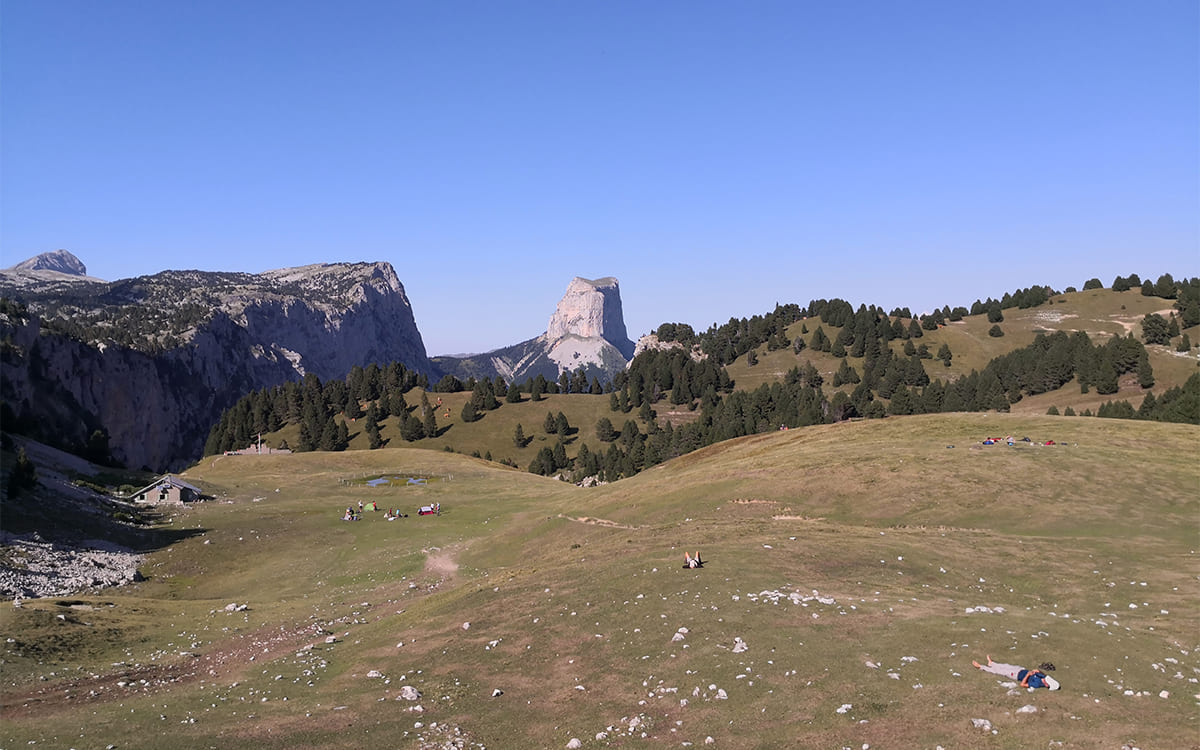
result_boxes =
[546,277,634,359]
[0,261,432,470]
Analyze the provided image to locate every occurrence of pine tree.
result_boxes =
[319,417,339,451]
[544,411,558,434]
[596,417,616,442]
[555,412,570,436]
[937,343,953,367]
[423,405,438,438]
[1137,352,1155,388]
[811,327,830,352]
[1178,333,1192,352]
[988,324,1004,337]
[364,403,382,448]
[345,391,363,419]
[401,412,425,441]
[513,423,527,448]
[461,401,478,423]
[1046,405,1060,415]
[1141,313,1171,345]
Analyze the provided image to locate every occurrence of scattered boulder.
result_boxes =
[399,685,421,701]
[567,738,582,749]
[971,718,993,732]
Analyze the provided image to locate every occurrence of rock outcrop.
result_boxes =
[7,249,89,276]
[433,276,635,385]
[0,259,432,470]
[546,277,635,359]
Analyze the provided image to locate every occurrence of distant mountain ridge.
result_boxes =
[433,276,635,385]
[0,254,431,470]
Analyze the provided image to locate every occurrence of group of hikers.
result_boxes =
[341,500,428,521]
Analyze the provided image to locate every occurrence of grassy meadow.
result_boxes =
[3,414,1197,749]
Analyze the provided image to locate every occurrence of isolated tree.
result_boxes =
[596,416,616,442]
[1082,278,1104,290]
[988,324,1004,337]
[792,336,806,354]
[512,422,527,448]
[1046,405,1060,415]
[544,411,558,434]
[746,349,759,366]
[1064,406,1076,416]
[555,411,570,436]
[1178,333,1192,352]
[460,401,478,423]
[1141,313,1171,345]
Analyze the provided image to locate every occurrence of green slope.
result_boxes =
[4,414,1196,748]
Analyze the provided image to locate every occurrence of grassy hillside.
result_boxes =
[3,414,1197,748]
[725,288,1197,414]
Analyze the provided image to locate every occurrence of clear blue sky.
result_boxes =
[2,1,1197,356]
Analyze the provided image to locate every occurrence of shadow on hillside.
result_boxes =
[2,492,207,553]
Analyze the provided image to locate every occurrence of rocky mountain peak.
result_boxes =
[8,249,88,276]
[546,277,635,359]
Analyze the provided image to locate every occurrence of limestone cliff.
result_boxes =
[0,259,431,470]
[433,276,635,385]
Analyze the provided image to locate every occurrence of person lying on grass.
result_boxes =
[973,655,1060,690]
